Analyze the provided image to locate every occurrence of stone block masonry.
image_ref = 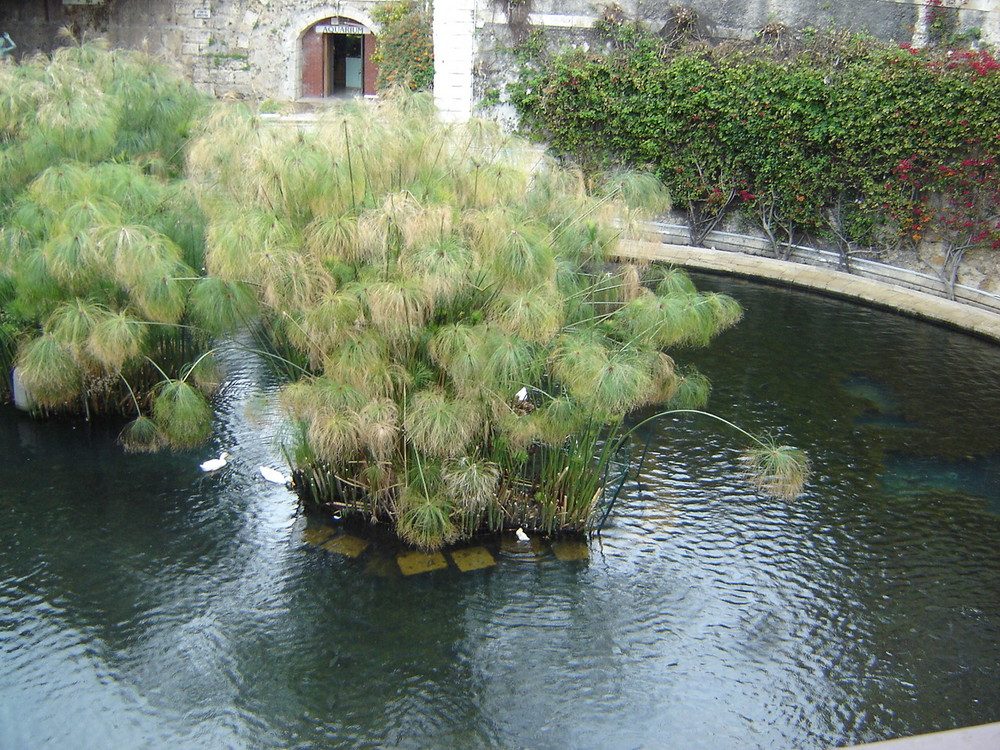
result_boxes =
[2,0,998,111]
[169,0,387,99]
[2,0,386,100]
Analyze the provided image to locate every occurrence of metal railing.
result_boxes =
[652,222,1000,317]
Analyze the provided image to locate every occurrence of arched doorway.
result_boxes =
[300,17,377,98]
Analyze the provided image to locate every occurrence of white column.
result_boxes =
[433,0,476,122]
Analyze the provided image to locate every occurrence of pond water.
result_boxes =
[1,275,999,749]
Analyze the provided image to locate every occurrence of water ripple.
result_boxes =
[4,281,1000,748]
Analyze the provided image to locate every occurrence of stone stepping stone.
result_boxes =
[551,540,590,562]
[449,546,496,572]
[397,550,448,576]
[322,534,370,558]
[302,525,336,546]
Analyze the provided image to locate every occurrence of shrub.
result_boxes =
[186,91,804,549]
[0,41,220,444]
[372,1,434,91]
[511,24,1000,272]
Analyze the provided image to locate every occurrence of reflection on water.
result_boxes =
[881,454,1000,514]
[842,374,902,416]
[2,276,1000,750]
[841,368,1000,513]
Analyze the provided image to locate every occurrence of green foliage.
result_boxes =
[396,483,459,549]
[442,456,500,513]
[405,387,480,458]
[511,25,1000,261]
[372,1,434,91]
[189,277,260,335]
[743,442,810,500]
[187,91,776,550]
[0,41,219,446]
[119,414,163,453]
[16,333,80,407]
[2,157,209,413]
[152,379,214,449]
[0,308,17,400]
[0,44,805,550]
[0,40,205,205]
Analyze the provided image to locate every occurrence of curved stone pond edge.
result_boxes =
[614,230,1000,750]
[615,223,1000,344]
[843,720,1000,749]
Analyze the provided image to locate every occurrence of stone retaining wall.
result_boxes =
[653,223,1000,315]
[4,0,998,113]
[1,0,386,100]
[614,226,1000,343]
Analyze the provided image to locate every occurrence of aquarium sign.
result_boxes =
[315,24,366,34]
[193,8,211,19]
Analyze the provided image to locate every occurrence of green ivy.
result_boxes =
[511,24,1000,260]
[372,0,434,91]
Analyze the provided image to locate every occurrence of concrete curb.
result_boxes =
[614,239,1000,344]
[652,222,1000,314]
[838,721,1000,750]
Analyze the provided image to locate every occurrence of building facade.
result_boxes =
[1,0,387,100]
[2,0,998,119]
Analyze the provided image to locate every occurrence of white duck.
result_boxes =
[515,527,530,542]
[199,452,231,472]
[515,387,529,402]
[259,465,293,486]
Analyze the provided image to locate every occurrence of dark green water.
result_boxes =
[2,276,999,749]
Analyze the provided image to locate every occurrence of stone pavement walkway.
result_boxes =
[615,241,1000,343]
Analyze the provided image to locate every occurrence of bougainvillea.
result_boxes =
[372,1,434,91]
[511,23,1000,276]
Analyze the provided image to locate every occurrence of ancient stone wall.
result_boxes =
[166,1,386,99]
[2,0,998,109]
[1,0,386,100]
[451,0,999,121]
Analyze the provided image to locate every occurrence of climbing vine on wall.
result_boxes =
[372,0,434,91]
[511,19,1000,277]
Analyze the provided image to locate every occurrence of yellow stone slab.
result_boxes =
[397,550,448,576]
[551,540,590,562]
[321,534,371,558]
[449,546,496,572]
[302,525,336,546]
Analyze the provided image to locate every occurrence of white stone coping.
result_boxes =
[615,226,1000,343]
[652,222,1000,316]
[839,721,1000,749]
